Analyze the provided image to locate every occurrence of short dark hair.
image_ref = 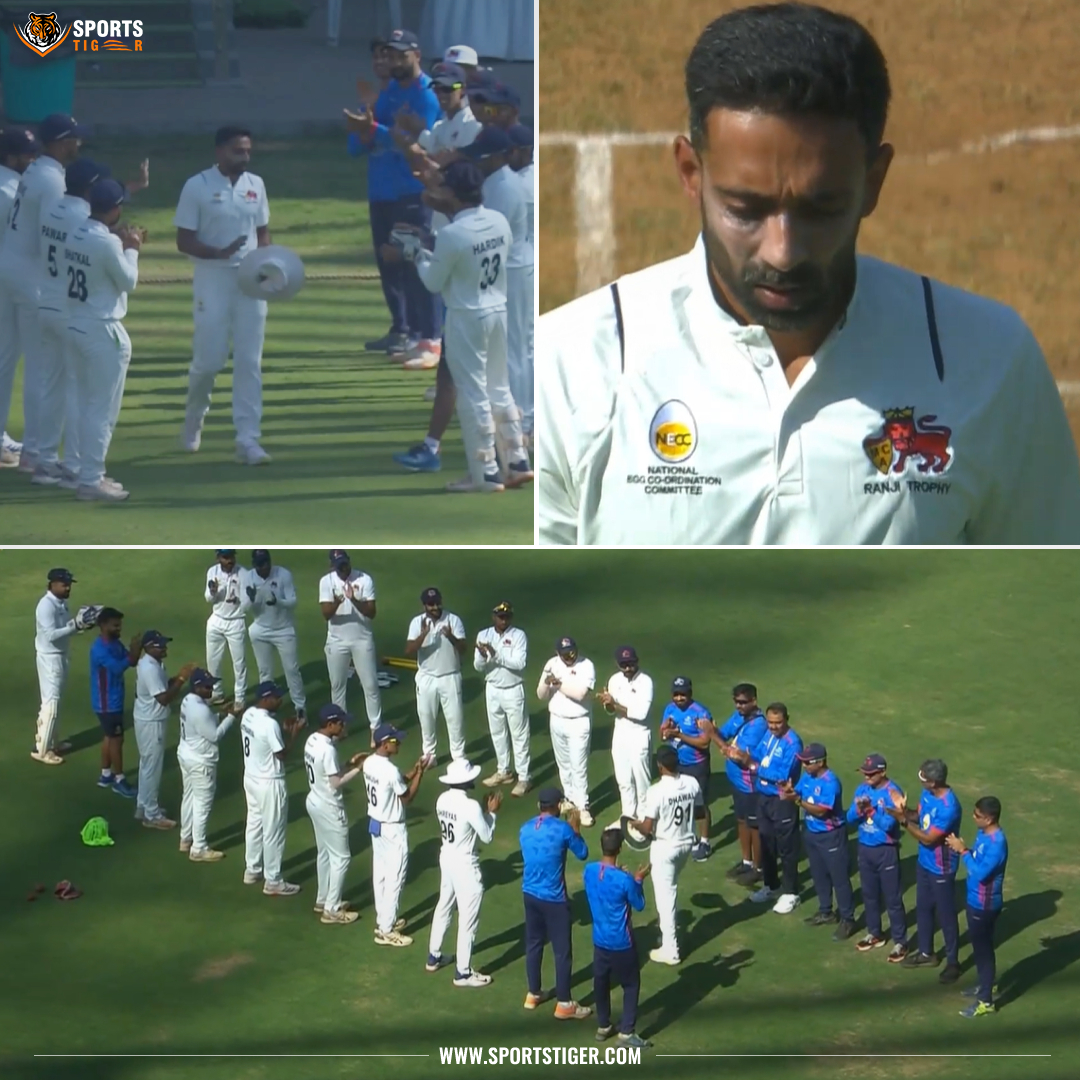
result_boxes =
[97,606,124,625]
[975,796,1002,823]
[765,702,789,721]
[656,745,679,773]
[370,37,386,53]
[600,828,623,857]
[215,125,252,147]
[921,759,948,785]
[733,683,757,699]
[685,2,891,152]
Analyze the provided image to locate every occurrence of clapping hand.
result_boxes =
[856,795,872,815]
[348,752,368,769]
[889,788,907,812]
[177,662,198,681]
[356,78,378,108]
[125,158,150,194]
[344,106,373,136]
[634,864,652,883]
[778,779,797,801]
[565,807,581,833]
[944,833,966,854]
[419,617,432,638]
[486,791,503,814]
[394,105,426,137]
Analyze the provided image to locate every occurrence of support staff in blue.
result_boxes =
[660,676,714,862]
[781,742,856,939]
[886,758,962,982]
[584,828,651,1050]
[89,607,143,798]
[519,787,591,1021]
[946,796,1008,1017]
[847,753,908,962]
[714,683,767,885]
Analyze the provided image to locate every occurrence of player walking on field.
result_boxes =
[89,607,142,798]
[240,681,303,895]
[178,668,236,860]
[204,549,248,709]
[476,600,531,796]
[364,724,427,946]
[243,549,306,724]
[598,647,655,827]
[427,758,501,986]
[304,704,367,925]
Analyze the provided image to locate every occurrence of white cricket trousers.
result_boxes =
[35,651,69,754]
[371,821,409,933]
[186,265,267,444]
[306,793,350,913]
[506,264,534,434]
[0,262,41,454]
[612,717,652,820]
[69,318,131,487]
[35,308,80,471]
[486,682,530,780]
[134,718,167,820]
[249,624,306,712]
[549,713,591,810]
[244,774,288,884]
[651,840,691,959]
[178,751,217,851]
[443,306,526,485]
[206,615,248,703]
[416,669,465,761]
[325,639,382,730]
[429,853,484,972]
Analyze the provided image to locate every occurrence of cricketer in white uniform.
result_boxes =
[536,637,596,826]
[174,126,272,464]
[633,745,704,965]
[406,587,467,763]
[598,647,655,824]
[507,124,534,436]
[177,669,236,860]
[134,631,195,829]
[204,549,248,707]
[243,549,305,721]
[64,178,141,501]
[0,113,81,472]
[475,600,530,795]
[33,567,83,763]
[428,759,499,987]
[240,681,302,895]
[318,550,382,735]
[364,724,427,944]
[304,703,366,924]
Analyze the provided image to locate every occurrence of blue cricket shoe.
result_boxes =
[394,444,441,472]
[112,777,137,799]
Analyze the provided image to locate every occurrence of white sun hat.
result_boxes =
[440,759,482,785]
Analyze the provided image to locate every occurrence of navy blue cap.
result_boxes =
[319,703,351,726]
[797,742,828,763]
[373,723,406,745]
[1,127,38,156]
[537,787,563,807]
[39,114,89,144]
[470,82,520,108]
[616,645,638,666]
[431,61,466,89]
[460,125,511,159]
[385,28,420,50]
[556,636,577,654]
[216,548,236,557]
[441,160,485,200]
[858,753,888,774]
[189,667,219,690]
[87,178,125,215]
[255,680,284,700]
[65,158,110,198]
[328,548,349,567]
[47,567,75,584]
[251,549,271,566]
[421,587,442,605]
[142,630,172,648]
[672,676,692,694]
[507,123,533,147]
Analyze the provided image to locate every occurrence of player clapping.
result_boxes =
[204,549,247,709]
[476,600,531,795]
[89,606,143,797]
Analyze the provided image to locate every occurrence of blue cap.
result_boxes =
[431,61,466,88]
[39,114,90,144]
[65,158,110,198]
[142,630,172,648]
[216,548,236,557]
[319,703,351,726]
[47,567,75,584]
[672,676,692,694]
[328,548,349,567]
[1,127,38,156]
[88,178,125,215]
[798,743,828,763]
[460,125,511,159]
[373,723,406,745]
[255,680,284,700]
[385,28,420,50]
[442,160,485,200]
[858,753,888,774]
[507,123,533,148]
[616,645,639,666]
[251,549,271,566]
[556,636,577,655]
[537,786,564,806]
[189,668,219,690]
[469,67,497,90]
[421,586,442,605]
[470,82,520,108]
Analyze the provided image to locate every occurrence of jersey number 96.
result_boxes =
[440,819,455,844]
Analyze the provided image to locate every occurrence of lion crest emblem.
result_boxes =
[863,407,953,476]
[14,11,70,56]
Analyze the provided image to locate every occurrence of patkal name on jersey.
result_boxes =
[65,248,91,266]
[472,236,505,256]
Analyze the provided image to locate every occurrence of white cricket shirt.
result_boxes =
[363,753,407,824]
[408,611,466,677]
[240,706,285,780]
[436,787,496,860]
[418,105,482,234]
[205,563,246,622]
[0,154,65,266]
[643,773,703,845]
[515,162,535,263]
[474,624,527,689]
[178,694,235,763]
[134,654,170,724]
[319,569,376,643]
[607,670,654,724]
[63,220,139,322]
[34,591,77,656]
[173,166,270,269]
[539,655,595,720]
[38,195,90,314]
[538,236,1080,545]
[304,730,344,809]
[415,206,511,313]
[243,565,297,632]
[481,166,528,269]
[0,164,20,235]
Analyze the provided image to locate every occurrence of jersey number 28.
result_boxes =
[67,265,88,302]
[479,253,501,290]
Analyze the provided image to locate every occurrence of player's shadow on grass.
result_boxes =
[684,890,772,957]
[998,927,1080,1007]
[588,776,622,823]
[955,888,1063,979]
[65,724,106,756]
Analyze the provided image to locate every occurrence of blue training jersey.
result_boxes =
[917,788,963,874]
[962,827,1008,911]
[719,710,767,793]
[583,861,645,952]
[752,728,803,795]
[662,699,712,766]
[846,780,905,846]
[795,769,845,832]
[520,813,588,903]
[89,636,133,713]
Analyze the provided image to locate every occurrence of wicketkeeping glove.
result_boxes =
[389,227,423,262]
[75,604,103,631]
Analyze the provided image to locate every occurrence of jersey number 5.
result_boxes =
[48,244,59,278]
[479,253,501,290]
[67,265,88,302]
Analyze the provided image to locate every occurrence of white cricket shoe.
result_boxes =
[1,431,21,453]
[0,446,18,468]
[579,809,595,827]
[773,893,801,914]
[483,770,514,788]
[31,463,64,486]
[321,908,359,925]
[30,750,64,765]
[649,949,681,966]
[446,474,505,494]
[57,467,81,490]
[264,881,301,897]
[749,885,781,904]
[17,451,38,473]
[236,441,271,466]
[189,848,225,862]
[511,780,532,797]
[181,418,202,452]
[453,970,493,988]
[243,870,262,885]
[76,481,130,502]
[374,929,413,947]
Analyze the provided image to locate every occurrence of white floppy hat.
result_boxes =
[237,244,306,301]
[444,44,478,66]
[440,759,481,785]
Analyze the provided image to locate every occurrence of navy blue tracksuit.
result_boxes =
[847,780,907,943]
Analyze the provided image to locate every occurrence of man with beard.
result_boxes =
[538,2,1080,544]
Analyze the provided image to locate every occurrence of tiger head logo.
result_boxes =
[14,11,70,56]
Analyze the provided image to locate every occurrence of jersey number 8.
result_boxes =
[67,265,88,302]
[440,819,455,844]
[479,253,501,290]
[243,735,251,757]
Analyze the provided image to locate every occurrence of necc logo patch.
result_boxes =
[649,399,697,464]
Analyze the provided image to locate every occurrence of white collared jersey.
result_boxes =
[415,206,511,313]
[173,166,270,269]
[134,654,170,723]
[205,563,246,621]
[418,106,482,235]
[38,195,91,312]
[0,154,65,265]
[474,624,528,689]
[178,694,235,762]
[481,166,528,269]
[319,569,376,643]
[304,730,343,808]
[35,591,76,656]
[0,164,21,234]
[539,655,596,720]
[240,706,285,780]
[607,670,654,724]
[363,753,407,824]
[436,787,496,860]
[516,163,535,262]
[407,611,466,676]
[643,773,703,844]
[63,219,138,322]
[538,237,1080,545]
[243,565,297,632]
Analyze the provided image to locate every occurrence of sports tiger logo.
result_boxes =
[14,11,70,56]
